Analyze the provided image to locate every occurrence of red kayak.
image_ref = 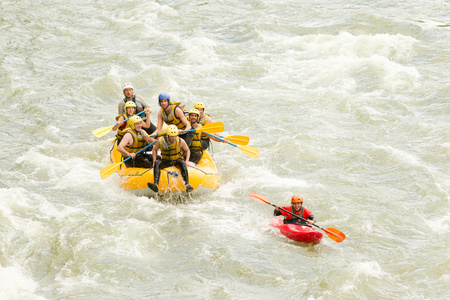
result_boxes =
[271,218,323,244]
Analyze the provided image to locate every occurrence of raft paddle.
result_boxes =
[100,140,157,179]
[248,192,346,243]
[220,135,249,145]
[92,110,146,138]
[203,132,259,159]
[180,121,225,134]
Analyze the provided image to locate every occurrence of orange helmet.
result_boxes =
[291,195,303,204]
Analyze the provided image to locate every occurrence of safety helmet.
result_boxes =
[124,101,136,112]
[188,108,200,116]
[194,102,205,109]
[123,83,134,91]
[167,125,179,136]
[291,195,303,204]
[128,115,142,130]
[158,93,170,101]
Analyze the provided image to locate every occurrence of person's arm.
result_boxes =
[151,111,163,135]
[274,205,282,216]
[180,139,190,164]
[306,211,316,225]
[117,133,135,159]
[142,108,152,129]
[113,116,125,131]
[136,95,149,108]
[175,107,191,132]
[206,115,213,124]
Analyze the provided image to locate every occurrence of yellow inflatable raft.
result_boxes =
[109,142,220,194]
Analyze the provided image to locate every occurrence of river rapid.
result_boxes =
[1,0,449,299]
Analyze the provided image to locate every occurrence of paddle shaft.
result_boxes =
[202,131,236,147]
[119,140,156,165]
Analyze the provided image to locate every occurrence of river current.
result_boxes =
[1,0,449,299]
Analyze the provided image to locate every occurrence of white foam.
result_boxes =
[0,265,44,300]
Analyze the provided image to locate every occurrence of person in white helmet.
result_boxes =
[118,83,156,134]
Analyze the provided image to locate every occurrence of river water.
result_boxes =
[1,0,449,299]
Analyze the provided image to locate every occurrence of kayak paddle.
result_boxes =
[100,140,156,179]
[249,192,346,243]
[203,132,259,159]
[92,110,146,138]
[180,121,225,134]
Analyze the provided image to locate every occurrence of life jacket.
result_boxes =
[159,136,182,161]
[198,113,211,140]
[114,114,130,140]
[123,128,147,154]
[281,206,312,225]
[198,113,211,126]
[189,123,203,152]
[122,95,144,114]
[160,105,185,130]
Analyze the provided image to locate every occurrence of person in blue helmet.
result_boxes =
[152,93,192,142]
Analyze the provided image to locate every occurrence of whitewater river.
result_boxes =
[1,0,449,299]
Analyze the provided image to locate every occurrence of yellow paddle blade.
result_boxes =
[198,122,224,134]
[225,135,249,145]
[92,125,113,138]
[100,162,122,179]
[238,145,259,159]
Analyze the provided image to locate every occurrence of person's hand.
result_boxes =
[145,107,151,114]
[275,205,280,210]
[129,153,136,159]
[308,220,314,225]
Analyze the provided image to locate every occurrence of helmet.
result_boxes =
[123,83,134,91]
[291,195,303,204]
[167,125,178,136]
[188,108,200,116]
[158,93,170,101]
[124,101,136,112]
[128,115,142,130]
[194,102,205,109]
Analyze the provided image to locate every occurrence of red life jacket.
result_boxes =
[281,206,312,221]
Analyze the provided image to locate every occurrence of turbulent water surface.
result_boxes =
[1,0,449,299]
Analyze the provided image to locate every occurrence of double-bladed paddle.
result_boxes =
[249,192,346,242]
[202,132,259,159]
[92,110,146,138]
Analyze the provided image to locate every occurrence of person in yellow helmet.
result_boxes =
[193,101,225,150]
[117,115,156,168]
[183,108,204,164]
[118,83,156,134]
[274,195,316,225]
[148,125,193,193]
[113,101,152,142]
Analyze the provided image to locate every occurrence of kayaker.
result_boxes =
[194,101,214,150]
[117,115,156,168]
[152,93,192,143]
[118,83,156,134]
[148,125,193,193]
[184,108,204,164]
[274,195,316,225]
[113,101,151,142]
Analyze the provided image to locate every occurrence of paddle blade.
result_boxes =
[238,145,259,159]
[100,162,122,179]
[323,227,346,243]
[199,122,224,134]
[248,192,270,204]
[225,135,249,145]
[92,125,113,138]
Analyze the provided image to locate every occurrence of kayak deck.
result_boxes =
[271,218,323,244]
